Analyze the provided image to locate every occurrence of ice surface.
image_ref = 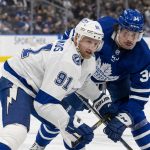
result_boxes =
[1,104,149,150]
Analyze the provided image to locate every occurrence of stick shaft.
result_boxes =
[77,93,133,150]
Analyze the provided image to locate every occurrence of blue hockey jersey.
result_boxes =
[63,16,150,120]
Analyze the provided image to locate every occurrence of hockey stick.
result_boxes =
[77,93,133,150]
[72,116,107,148]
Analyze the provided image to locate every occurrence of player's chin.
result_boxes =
[85,51,93,58]
[82,54,92,59]
[123,42,136,50]
[120,43,134,50]
[124,45,135,50]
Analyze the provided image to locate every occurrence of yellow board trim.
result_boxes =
[0,56,11,62]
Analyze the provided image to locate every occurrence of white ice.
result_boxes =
[1,102,150,150]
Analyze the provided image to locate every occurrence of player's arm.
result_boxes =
[62,28,75,40]
[76,76,102,101]
[104,65,150,142]
[34,60,78,126]
[120,65,150,121]
[34,61,93,148]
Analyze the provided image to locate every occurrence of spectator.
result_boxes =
[0,0,150,35]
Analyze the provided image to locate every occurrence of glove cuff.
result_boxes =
[93,93,111,111]
[116,112,133,127]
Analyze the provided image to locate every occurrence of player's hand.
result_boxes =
[65,115,94,148]
[93,93,118,117]
[104,112,133,142]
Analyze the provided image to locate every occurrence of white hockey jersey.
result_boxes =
[2,38,96,103]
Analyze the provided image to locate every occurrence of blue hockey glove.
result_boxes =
[104,112,133,142]
[93,93,118,117]
[65,115,94,148]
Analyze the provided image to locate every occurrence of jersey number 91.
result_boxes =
[55,71,73,90]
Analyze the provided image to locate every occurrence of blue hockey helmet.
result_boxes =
[118,9,144,32]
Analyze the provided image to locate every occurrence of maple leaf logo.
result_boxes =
[93,58,119,81]
[101,63,112,76]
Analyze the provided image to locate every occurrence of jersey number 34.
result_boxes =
[140,70,150,82]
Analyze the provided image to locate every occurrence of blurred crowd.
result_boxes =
[0,0,150,36]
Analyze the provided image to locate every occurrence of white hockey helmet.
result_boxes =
[74,18,104,51]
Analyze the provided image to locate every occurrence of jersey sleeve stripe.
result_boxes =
[4,61,37,95]
[35,89,61,104]
[130,95,149,101]
[134,130,150,140]
[131,87,150,93]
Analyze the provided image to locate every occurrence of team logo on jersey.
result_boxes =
[93,58,119,81]
[115,49,120,55]
[72,54,81,65]
[111,49,120,62]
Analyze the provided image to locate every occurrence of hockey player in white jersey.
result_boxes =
[0,18,104,150]
[30,9,150,150]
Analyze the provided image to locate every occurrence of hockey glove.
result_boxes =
[93,93,118,118]
[64,115,94,148]
[104,112,133,142]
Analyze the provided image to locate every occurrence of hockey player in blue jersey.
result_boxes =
[0,19,104,150]
[30,9,150,150]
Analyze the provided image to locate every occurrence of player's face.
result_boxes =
[78,36,101,59]
[117,29,140,50]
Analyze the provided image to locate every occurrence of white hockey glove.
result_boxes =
[93,93,119,118]
[60,115,94,148]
